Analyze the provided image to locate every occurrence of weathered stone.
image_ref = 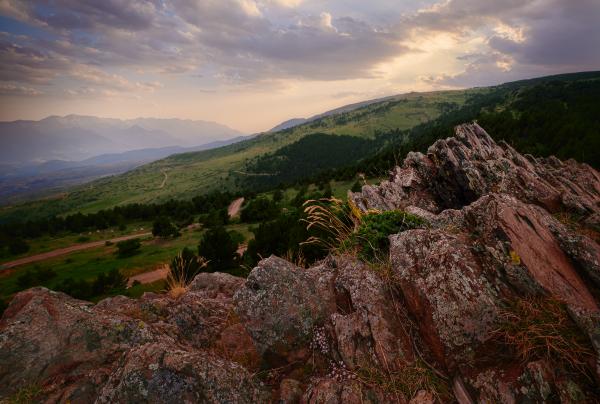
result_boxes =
[278,378,303,403]
[95,343,268,403]
[0,277,269,403]
[233,256,337,363]
[461,194,598,311]
[188,271,244,298]
[331,256,414,371]
[390,229,500,370]
[0,288,165,400]
[350,123,600,219]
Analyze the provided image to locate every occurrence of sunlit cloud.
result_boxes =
[0,0,598,132]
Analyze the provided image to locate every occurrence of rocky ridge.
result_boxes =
[1,123,599,403]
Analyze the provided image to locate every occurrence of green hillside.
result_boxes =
[0,89,480,221]
[2,71,599,223]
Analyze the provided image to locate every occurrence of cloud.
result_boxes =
[413,0,600,87]
[0,82,43,95]
[0,0,599,102]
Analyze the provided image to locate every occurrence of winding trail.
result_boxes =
[158,169,168,189]
[228,197,244,218]
[0,232,152,270]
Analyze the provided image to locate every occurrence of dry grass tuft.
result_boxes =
[492,296,595,377]
[284,248,308,269]
[355,359,449,402]
[165,252,209,298]
[301,198,359,252]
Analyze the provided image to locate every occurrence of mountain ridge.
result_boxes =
[0,115,243,164]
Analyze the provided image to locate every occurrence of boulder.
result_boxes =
[390,229,500,370]
[233,256,337,364]
[95,343,268,403]
[0,276,268,403]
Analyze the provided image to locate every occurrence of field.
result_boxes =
[0,223,245,302]
[0,178,368,303]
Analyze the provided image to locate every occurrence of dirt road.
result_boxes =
[227,197,244,218]
[158,169,168,189]
[128,266,169,286]
[0,232,152,270]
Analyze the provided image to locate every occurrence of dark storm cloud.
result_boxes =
[488,0,600,68]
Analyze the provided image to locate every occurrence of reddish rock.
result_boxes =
[0,288,168,401]
[331,256,414,371]
[462,194,598,313]
[390,229,500,370]
[233,256,337,364]
[350,123,600,219]
[279,378,303,403]
[95,343,268,403]
[0,278,268,403]
[303,377,397,403]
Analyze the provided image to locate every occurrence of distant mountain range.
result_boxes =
[0,128,248,203]
[0,115,243,164]
[0,115,245,201]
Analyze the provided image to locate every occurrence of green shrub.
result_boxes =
[240,197,279,223]
[198,226,238,272]
[16,267,57,289]
[8,238,29,255]
[347,210,426,260]
[152,216,180,238]
[115,238,141,258]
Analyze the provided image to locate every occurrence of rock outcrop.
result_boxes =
[0,273,267,403]
[1,123,599,403]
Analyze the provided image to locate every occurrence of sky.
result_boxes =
[0,0,599,133]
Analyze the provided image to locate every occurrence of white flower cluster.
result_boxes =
[310,326,356,382]
[326,359,356,381]
[310,326,329,355]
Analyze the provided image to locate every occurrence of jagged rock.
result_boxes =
[331,256,414,371]
[390,228,500,370]
[278,378,303,403]
[461,194,598,313]
[350,123,600,219]
[0,288,166,401]
[459,360,587,403]
[188,271,245,298]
